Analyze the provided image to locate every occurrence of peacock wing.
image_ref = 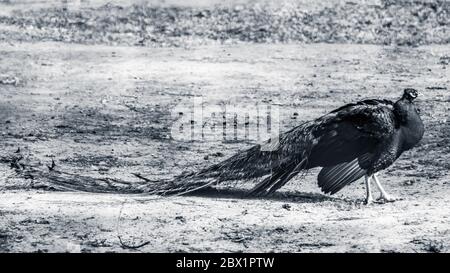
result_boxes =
[309,99,398,194]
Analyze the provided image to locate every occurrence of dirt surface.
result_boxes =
[1,0,449,47]
[0,40,449,252]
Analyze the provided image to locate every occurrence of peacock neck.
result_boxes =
[393,99,424,151]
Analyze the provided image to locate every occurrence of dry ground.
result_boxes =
[0,41,449,252]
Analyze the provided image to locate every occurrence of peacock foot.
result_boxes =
[376,194,402,203]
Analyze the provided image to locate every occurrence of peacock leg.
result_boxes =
[364,175,373,205]
[372,173,397,202]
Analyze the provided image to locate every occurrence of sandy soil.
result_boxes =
[0,41,449,252]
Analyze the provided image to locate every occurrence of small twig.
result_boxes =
[47,158,56,171]
[132,173,154,182]
[98,177,132,186]
[115,200,150,250]
[10,155,23,170]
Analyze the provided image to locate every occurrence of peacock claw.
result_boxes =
[364,197,374,205]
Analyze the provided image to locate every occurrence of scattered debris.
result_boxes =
[425,86,447,90]
[175,216,186,223]
[9,154,23,170]
[132,173,153,182]
[19,218,50,225]
[439,56,450,65]
[411,238,445,253]
[85,239,112,248]
[223,230,251,248]
[298,242,335,248]
[403,179,416,186]
[211,152,224,157]
[273,227,288,233]
[47,159,56,171]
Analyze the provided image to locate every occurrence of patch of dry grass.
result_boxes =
[0,0,448,47]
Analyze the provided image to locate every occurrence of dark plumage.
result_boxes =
[146,89,424,202]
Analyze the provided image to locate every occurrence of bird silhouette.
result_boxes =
[146,89,424,204]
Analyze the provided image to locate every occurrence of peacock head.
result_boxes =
[402,88,419,101]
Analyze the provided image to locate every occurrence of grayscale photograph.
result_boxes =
[0,0,449,255]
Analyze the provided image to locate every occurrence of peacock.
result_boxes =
[145,89,425,204]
